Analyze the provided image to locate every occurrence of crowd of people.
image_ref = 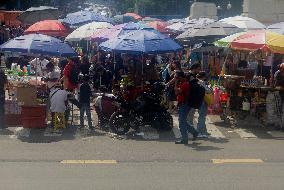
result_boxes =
[162,60,212,144]
[0,48,215,145]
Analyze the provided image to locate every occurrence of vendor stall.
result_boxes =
[213,30,284,128]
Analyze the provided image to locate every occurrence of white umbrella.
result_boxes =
[166,18,215,32]
[219,16,266,30]
[65,21,113,42]
[267,22,284,34]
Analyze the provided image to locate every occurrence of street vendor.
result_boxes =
[43,61,61,92]
[29,56,49,76]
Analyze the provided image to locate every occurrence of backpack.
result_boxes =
[188,78,205,109]
[69,65,80,85]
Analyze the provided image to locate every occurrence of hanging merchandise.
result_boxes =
[242,98,250,111]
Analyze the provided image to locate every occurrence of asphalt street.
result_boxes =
[0,113,284,190]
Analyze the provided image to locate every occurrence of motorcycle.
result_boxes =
[109,82,173,135]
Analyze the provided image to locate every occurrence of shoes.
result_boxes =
[135,132,144,136]
[78,126,84,130]
[197,134,208,138]
[192,132,198,141]
[175,140,188,145]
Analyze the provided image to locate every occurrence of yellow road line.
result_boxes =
[60,160,117,164]
[212,159,264,164]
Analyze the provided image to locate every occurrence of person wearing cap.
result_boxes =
[174,70,198,145]
[188,71,212,138]
[0,66,7,131]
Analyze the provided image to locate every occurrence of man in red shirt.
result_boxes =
[62,57,79,91]
[174,70,198,145]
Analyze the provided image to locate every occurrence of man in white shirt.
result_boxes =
[50,87,69,114]
[29,56,49,76]
[50,86,70,130]
[44,62,61,91]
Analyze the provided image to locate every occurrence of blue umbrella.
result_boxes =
[62,11,113,28]
[99,30,182,54]
[0,34,77,57]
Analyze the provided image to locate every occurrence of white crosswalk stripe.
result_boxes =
[206,117,226,139]
[172,115,226,139]
[234,128,257,139]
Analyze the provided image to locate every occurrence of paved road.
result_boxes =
[0,113,284,190]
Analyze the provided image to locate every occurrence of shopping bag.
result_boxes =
[204,93,214,105]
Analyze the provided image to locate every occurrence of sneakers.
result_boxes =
[175,140,188,145]
[197,134,208,138]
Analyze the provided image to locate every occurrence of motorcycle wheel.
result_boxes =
[153,111,173,131]
[109,112,131,135]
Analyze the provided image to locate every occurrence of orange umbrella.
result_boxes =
[147,21,169,33]
[124,13,142,20]
[24,20,69,37]
[230,30,284,54]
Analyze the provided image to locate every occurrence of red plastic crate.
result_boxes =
[21,105,46,118]
[22,117,46,129]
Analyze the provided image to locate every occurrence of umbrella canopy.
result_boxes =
[24,20,69,37]
[142,17,162,23]
[113,15,136,24]
[124,13,142,20]
[166,18,215,33]
[214,32,246,47]
[267,22,284,34]
[219,16,266,30]
[230,30,284,53]
[0,34,77,57]
[65,21,113,42]
[91,22,155,42]
[17,6,60,25]
[179,18,215,31]
[99,30,182,54]
[62,11,113,28]
[147,21,169,33]
[176,22,244,41]
[167,18,184,25]
[166,21,186,33]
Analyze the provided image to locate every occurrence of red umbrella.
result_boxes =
[147,21,169,33]
[124,13,142,20]
[24,20,70,37]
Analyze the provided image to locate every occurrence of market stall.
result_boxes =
[214,30,284,128]
[0,33,77,128]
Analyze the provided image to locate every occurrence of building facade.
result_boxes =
[243,0,284,24]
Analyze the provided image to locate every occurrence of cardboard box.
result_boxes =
[17,86,37,106]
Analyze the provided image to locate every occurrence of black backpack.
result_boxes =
[69,65,80,85]
[188,78,205,109]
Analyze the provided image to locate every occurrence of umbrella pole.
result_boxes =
[201,52,204,70]
[142,54,144,89]
[36,56,38,83]
[218,51,229,85]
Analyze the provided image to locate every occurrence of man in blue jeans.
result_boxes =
[174,71,198,145]
[79,75,93,131]
[188,71,211,137]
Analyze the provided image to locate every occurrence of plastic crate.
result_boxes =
[21,105,46,118]
[22,116,46,129]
